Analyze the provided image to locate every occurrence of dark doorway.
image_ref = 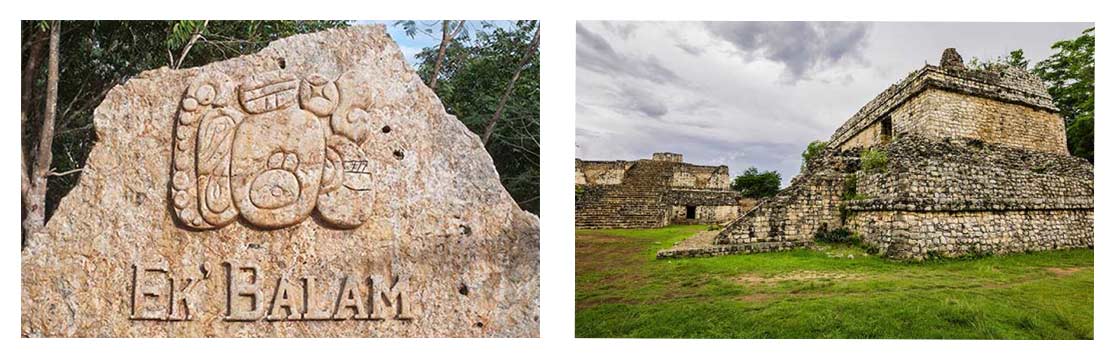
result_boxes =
[880,116,893,143]
[685,206,696,220]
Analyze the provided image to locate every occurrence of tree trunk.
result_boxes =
[23,21,61,241]
[482,25,540,145]
[22,28,47,119]
[429,20,465,91]
[173,20,208,69]
[21,28,48,227]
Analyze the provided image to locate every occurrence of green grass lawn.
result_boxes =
[575,225,1093,339]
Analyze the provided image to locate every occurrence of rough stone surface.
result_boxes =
[662,49,1092,261]
[843,136,1093,259]
[22,25,539,337]
[575,154,743,228]
[708,148,853,248]
[829,49,1060,153]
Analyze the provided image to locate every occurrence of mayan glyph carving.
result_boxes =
[172,70,386,230]
[316,70,381,228]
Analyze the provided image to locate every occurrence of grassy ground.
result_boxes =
[575,225,1093,339]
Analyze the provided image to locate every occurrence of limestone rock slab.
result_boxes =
[21,25,539,337]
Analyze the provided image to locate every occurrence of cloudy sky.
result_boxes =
[576,22,1093,186]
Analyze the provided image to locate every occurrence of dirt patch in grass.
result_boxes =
[1045,267,1086,277]
[738,293,774,302]
[664,230,721,250]
[735,270,865,285]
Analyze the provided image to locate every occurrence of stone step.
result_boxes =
[656,241,813,259]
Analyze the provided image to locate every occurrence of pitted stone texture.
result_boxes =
[940,48,965,69]
[828,49,1062,154]
[231,107,326,229]
[21,25,539,337]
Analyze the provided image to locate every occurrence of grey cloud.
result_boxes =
[578,22,1093,186]
[617,84,669,118]
[577,22,682,84]
[704,22,872,81]
[675,41,705,56]
[601,21,639,39]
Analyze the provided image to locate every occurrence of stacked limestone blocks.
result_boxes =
[576,154,742,229]
[575,159,675,229]
[660,48,1093,260]
[845,136,1092,260]
[658,147,854,259]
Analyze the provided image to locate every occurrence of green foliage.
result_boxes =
[1007,49,1030,70]
[413,21,539,214]
[813,227,863,247]
[21,20,349,219]
[967,50,1028,72]
[800,140,828,171]
[1035,28,1094,162]
[841,174,868,201]
[730,166,781,198]
[860,148,887,173]
[842,174,857,199]
[576,226,1094,339]
[974,29,1095,163]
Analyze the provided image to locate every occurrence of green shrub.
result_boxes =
[813,227,863,246]
[800,140,828,171]
[860,149,888,173]
[731,167,782,198]
[862,243,880,255]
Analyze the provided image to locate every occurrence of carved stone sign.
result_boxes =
[129,260,412,322]
[21,25,539,337]
[171,68,382,230]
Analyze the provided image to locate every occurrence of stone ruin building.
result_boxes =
[657,48,1093,260]
[575,152,749,228]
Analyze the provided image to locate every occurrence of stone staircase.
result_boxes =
[655,149,857,258]
[576,160,675,229]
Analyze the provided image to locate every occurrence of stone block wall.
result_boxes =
[840,120,884,151]
[575,159,631,185]
[669,205,740,225]
[828,52,1061,155]
[652,152,684,162]
[713,149,854,246]
[892,89,1066,154]
[848,209,1093,260]
[670,164,730,190]
[704,135,1092,260]
[664,189,743,224]
[852,136,1092,208]
[845,135,1092,259]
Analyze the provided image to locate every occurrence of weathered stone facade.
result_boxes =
[829,48,1063,155]
[659,49,1093,260]
[576,153,745,228]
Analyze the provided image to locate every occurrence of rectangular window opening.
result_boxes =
[880,116,893,143]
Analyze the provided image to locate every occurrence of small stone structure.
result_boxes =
[659,49,1093,260]
[576,153,747,228]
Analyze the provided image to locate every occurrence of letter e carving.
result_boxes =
[130,262,170,320]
